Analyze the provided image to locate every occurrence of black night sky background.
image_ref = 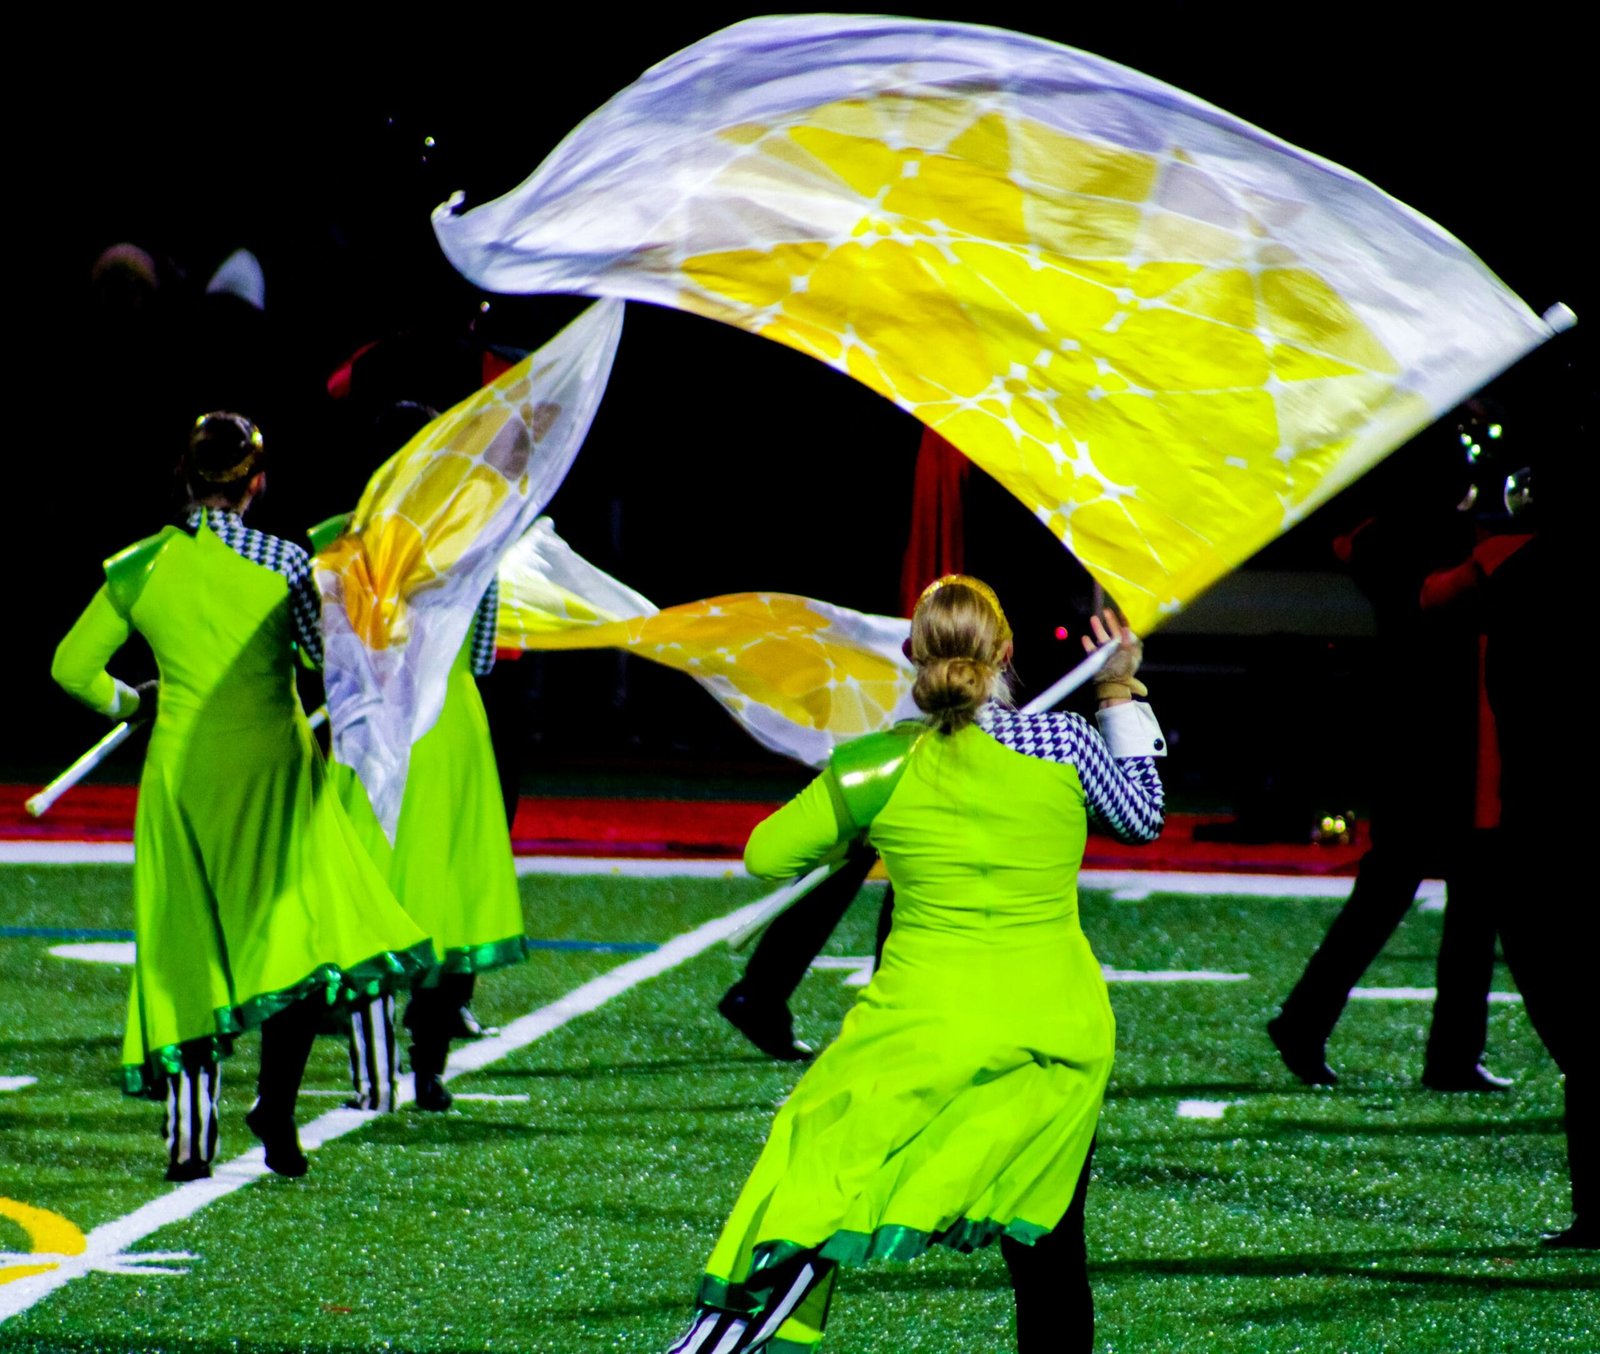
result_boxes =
[6,8,1592,812]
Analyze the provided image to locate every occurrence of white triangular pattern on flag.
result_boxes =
[315,301,624,835]
[434,14,1558,633]
[498,517,659,632]
[496,520,917,767]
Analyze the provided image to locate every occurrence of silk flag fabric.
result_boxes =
[497,518,918,767]
[434,14,1562,633]
[315,301,623,834]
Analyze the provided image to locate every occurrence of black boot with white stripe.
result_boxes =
[346,993,399,1112]
[665,1252,829,1353]
[162,1045,220,1183]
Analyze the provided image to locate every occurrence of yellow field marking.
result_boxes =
[0,1198,86,1285]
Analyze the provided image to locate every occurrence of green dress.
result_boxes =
[328,637,525,980]
[703,719,1119,1349]
[52,516,434,1092]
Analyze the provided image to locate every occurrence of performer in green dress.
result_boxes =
[666,577,1166,1353]
[312,505,525,1116]
[51,413,433,1181]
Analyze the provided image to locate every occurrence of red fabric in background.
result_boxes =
[0,783,1370,873]
[899,427,970,618]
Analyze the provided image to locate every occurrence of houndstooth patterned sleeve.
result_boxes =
[199,509,324,667]
[976,704,1165,843]
[470,581,499,677]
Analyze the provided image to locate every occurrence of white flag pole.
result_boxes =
[27,704,331,819]
[26,722,141,817]
[1020,638,1120,714]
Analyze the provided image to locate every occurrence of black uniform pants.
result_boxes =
[737,846,880,1004]
[1278,833,1497,1072]
[1496,826,1594,1222]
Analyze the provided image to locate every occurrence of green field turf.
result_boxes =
[1,863,1594,1352]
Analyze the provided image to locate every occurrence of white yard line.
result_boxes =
[1349,986,1523,1004]
[1177,1099,1238,1120]
[1080,869,1446,908]
[0,1077,37,1094]
[514,856,744,878]
[0,893,773,1323]
[812,957,1255,987]
[4,845,1451,909]
[2,843,750,876]
[0,843,135,864]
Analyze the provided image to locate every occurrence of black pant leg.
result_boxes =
[1278,845,1424,1037]
[1424,832,1498,1074]
[255,996,322,1122]
[1499,884,1595,1220]
[405,980,456,1079]
[1002,1139,1096,1353]
[740,846,877,1004]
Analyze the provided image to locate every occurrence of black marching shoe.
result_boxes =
[1421,1062,1513,1093]
[717,985,815,1062]
[1539,1216,1599,1250]
[414,1073,454,1113]
[1267,1014,1337,1085]
[244,1105,309,1178]
[163,1157,212,1183]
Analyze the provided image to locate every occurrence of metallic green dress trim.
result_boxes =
[103,528,180,617]
[426,934,529,981]
[119,939,435,1096]
[306,512,354,554]
[827,721,927,831]
[696,1213,1051,1313]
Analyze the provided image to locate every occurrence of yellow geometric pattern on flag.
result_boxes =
[500,592,911,738]
[316,359,559,651]
[679,96,1430,630]
[0,1197,86,1285]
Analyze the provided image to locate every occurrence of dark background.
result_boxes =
[7,8,1592,820]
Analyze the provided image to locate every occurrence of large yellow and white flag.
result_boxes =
[498,519,917,767]
[315,301,623,833]
[436,15,1565,633]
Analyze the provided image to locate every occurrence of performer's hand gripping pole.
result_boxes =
[725,637,1124,949]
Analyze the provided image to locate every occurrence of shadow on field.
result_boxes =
[840,1245,1599,1295]
[0,1342,498,1354]
[1252,1115,1565,1139]
[0,1033,121,1055]
[1106,1081,1265,1101]
[1091,1247,1599,1291]
[479,1052,777,1080]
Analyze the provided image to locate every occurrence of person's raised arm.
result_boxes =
[1080,608,1165,843]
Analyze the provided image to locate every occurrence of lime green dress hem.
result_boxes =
[120,930,439,1096]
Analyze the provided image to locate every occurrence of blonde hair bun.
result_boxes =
[909,578,1011,733]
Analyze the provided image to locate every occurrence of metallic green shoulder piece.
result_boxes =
[306,511,354,555]
[103,528,180,617]
[828,722,927,831]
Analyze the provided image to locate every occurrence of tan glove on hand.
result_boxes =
[1094,673,1148,703]
[1084,608,1144,703]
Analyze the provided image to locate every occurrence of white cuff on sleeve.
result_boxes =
[104,679,141,720]
[1096,701,1166,758]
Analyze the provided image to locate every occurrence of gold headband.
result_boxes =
[916,574,1012,642]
